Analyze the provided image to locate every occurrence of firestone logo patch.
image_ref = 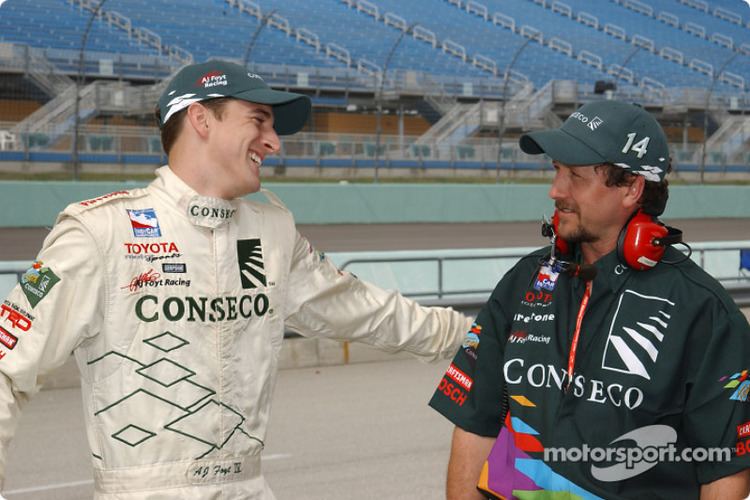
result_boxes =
[513,312,555,324]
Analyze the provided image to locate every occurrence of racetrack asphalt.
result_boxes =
[2,218,749,260]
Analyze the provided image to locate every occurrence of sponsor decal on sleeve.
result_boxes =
[20,261,60,308]
[462,322,482,367]
[126,208,162,238]
[437,377,468,407]
[718,369,749,402]
[738,421,750,439]
[446,363,473,391]
[0,326,17,350]
[1,301,33,331]
[736,420,750,456]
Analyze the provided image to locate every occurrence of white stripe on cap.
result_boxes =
[162,93,225,124]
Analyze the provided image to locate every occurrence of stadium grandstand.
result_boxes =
[0,0,749,178]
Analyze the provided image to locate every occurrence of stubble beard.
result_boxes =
[562,224,598,244]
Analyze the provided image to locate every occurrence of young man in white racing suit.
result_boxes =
[0,60,473,499]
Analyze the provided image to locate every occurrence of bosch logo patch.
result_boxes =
[438,378,467,407]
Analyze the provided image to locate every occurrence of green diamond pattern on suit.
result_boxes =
[165,400,244,448]
[111,424,156,447]
[143,331,189,352]
[135,358,196,387]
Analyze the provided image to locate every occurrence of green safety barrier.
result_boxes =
[0,181,749,227]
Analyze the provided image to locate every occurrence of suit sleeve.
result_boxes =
[682,299,750,484]
[428,280,512,437]
[0,216,104,486]
[283,232,473,362]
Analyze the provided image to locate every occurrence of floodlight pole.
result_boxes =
[496,37,531,182]
[616,45,640,81]
[72,0,108,181]
[243,9,277,67]
[700,52,737,184]
[375,23,416,183]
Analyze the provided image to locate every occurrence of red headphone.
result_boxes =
[544,209,684,271]
[616,210,683,270]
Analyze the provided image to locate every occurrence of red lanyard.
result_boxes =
[566,280,593,389]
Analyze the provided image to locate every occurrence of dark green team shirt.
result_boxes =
[430,246,750,500]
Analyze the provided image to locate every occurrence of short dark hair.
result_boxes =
[153,98,233,155]
[595,162,671,216]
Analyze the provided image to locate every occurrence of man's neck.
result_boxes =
[168,153,232,200]
[580,239,617,266]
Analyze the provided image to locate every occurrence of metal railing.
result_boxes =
[2,122,748,172]
[338,242,750,307]
[2,243,749,310]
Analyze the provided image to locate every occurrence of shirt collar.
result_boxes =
[567,244,632,294]
[152,165,240,229]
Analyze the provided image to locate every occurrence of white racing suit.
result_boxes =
[0,166,471,499]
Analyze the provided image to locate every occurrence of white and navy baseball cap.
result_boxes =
[157,60,311,135]
[520,100,670,182]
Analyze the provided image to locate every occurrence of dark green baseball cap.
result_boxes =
[157,60,311,135]
[520,100,669,181]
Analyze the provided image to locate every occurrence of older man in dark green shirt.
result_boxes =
[430,100,750,500]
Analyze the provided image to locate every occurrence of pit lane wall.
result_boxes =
[1,182,750,227]
[3,242,749,390]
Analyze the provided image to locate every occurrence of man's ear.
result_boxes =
[185,102,210,139]
[623,174,645,210]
